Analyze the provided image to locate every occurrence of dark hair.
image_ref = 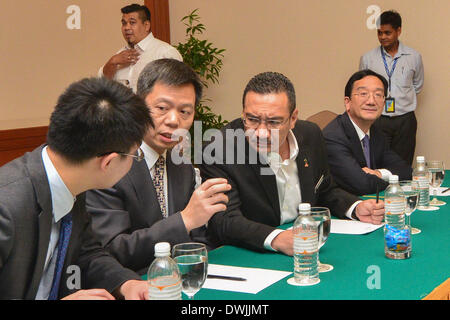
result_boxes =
[47,77,153,164]
[379,10,402,29]
[242,72,296,114]
[121,4,151,22]
[344,69,388,98]
[137,58,203,106]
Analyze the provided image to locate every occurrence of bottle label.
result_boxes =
[413,176,429,189]
[385,225,411,252]
[293,232,318,254]
[385,198,405,215]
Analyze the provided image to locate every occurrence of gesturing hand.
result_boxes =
[181,178,231,233]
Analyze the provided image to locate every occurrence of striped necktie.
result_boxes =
[362,134,371,169]
[152,155,167,218]
[48,213,73,300]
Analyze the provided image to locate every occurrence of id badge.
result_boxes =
[385,97,395,113]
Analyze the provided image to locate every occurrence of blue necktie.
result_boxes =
[48,213,73,300]
[362,135,371,169]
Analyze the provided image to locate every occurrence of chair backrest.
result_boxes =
[306,110,338,130]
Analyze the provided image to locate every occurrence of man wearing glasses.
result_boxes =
[87,59,230,274]
[0,77,153,300]
[198,72,384,256]
[323,69,412,196]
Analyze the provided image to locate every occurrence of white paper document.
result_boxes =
[203,264,292,294]
[330,219,383,235]
[429,186,450,196]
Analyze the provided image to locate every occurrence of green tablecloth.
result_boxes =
[146,173,450,300]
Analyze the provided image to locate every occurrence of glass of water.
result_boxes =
[172,242,208,300]
[427,160,446,206]
[399,180,421,234]
[310,207,333,272]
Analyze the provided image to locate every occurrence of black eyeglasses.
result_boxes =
[98,147,145,162]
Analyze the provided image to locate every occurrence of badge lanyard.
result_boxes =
[380,46,399,113]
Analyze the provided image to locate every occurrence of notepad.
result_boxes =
[203,264,292,294]
[330,219,383,235]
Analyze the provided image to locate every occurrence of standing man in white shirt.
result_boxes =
[99,4,182,92]
[359,10,424,165]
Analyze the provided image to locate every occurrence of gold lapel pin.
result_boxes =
[304,158,309,167]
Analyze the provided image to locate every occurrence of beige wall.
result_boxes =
[0,0,143,129]
[169,0,450,164]
[0,0,448,164]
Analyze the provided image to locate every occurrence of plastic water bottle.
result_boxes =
[384,175,411,259]
[147,242,182,300]
[413,156,430,209]
[292,203,320,285]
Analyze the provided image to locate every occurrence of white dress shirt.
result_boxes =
[263,131,360,251]
[99,32,183,92]
[35,147,75,300]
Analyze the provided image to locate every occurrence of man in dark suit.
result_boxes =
[0,78,153,300]
[198,72,384,256]
[86,59,230,274]
[323,69,412,196]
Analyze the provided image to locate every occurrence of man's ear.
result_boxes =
[145,20,151,33]
[290,108,298,129]
[344,97,351,113]
[98,153,119,171]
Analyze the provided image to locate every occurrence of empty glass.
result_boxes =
[310,207,333,272]
[399,180,421,234]
[427,160,446,206]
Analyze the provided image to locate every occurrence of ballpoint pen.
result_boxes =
[207,274,247,281]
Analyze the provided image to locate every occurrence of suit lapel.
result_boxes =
[295,132,315,205]
[25,146,54,300]
[166,156,191,214]
[341,113,367,167]
[128,160,163,223]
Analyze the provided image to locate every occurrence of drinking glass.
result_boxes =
[310,207,333,272]
[172,242,208,300]
[427,160,446,206]
[399,180,421,234]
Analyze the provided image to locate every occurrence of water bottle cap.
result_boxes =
[389,175,399,183]
[298,203,311,214]
[154,242,171,256]
[416,156,425,162]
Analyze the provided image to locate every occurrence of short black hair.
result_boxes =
[121,4,151,22]
[243,72,296,114]
[344,69,388,98]
[379,10,402,29]
[47,77,153,164]
[137,59,203,106]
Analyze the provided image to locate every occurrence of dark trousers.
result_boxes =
[374,111,417,166]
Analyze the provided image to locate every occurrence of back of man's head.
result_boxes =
[47,77,153,164]
[379,10,402,29]
[121,3,151,22]
[137,58,203,106]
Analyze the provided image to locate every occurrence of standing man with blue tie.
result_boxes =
[323,69,412,196]
[0,77,153,300]
[359,10,424,166]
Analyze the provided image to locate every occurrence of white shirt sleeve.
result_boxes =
[345,200,363,220]
[263,229,285,251]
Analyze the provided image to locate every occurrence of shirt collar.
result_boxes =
[127,32,153,52]
[41,146,75,223]
[141,141,167,169]
[266,130,299,168]
[382,40,408,58]
[348,115,370,141]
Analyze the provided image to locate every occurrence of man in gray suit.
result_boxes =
[0,77,153,300]
[86,59,230,274]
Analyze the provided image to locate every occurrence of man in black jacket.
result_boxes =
[323,69,412,196]
[198,71,384,256]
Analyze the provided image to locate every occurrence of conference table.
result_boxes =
[190,174,450,300]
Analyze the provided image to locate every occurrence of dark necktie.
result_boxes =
[152,155,167,218]
[48,213,73,300]
[362,134,371,169]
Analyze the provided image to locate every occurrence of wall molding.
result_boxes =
[0,126,48,166]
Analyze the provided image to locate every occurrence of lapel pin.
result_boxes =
[304,158,309,167]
